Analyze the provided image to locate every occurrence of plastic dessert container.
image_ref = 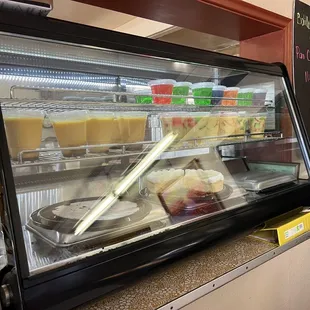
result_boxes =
[249,113,267,139]
[160,112,188,141]
[211,85,226,105]
[172,82,192,105]
[133,88,153,104]
[87,111,118,153]
[148,79,176,104]
[235,111,249,139]
[192,82,215,105]
[182,112,213,146]
[3,109,44,160]
[117,112,148,144]
[222,87,239,106]
[238,88,254,106]
[253,89,267,106]
[49,110,88,157]
[218,112,238,139]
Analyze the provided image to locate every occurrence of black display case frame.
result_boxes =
[0,12,309,310]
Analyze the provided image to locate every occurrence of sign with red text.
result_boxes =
[293,0,310,136]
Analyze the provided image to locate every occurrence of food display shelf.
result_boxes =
[11,131,283,170]
[0,97,274,114]
[9,85,274,103]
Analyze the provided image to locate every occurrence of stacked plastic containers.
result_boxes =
[221,87,240,106]
[211,86,226,105]
[148,79,176,104]
[48,111,148,157]
[192,82,215,105]
[253,89,268,106]
[172,82,192,104]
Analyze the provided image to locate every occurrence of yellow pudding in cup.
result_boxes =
[3,110,44,160]
[117,112,148,144]
[87,111,120,153]
[219,112,238,140]
[49,110,88,157]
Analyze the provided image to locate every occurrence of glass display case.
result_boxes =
[0,13,309,310]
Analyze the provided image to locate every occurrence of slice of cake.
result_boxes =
[146,169,184,193]
[184,169,224,193]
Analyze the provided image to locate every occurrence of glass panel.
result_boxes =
[0,34,308,275]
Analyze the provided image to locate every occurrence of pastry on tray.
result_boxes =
[146,169,184,193]
[150,168,224,216]
[146,168,224,194]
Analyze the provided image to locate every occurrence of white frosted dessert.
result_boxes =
[146,168,224,194]
[184,169,224,193]
[146,169,184,193]
[52,200,138,221]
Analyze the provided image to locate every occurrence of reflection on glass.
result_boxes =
[0,39,308,277]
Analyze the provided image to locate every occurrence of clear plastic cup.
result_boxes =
[211,85,226,105]
[160,112,188,140]
[192,82,215,105]
[182,112,215,146]
[253,89,267,106]
[172,82,192,105]
[238,88,254,106]
[3,110,44,160]
[219,112,238,138]
[133,88,153,104]
[87,111,119,153]
[49,110,88,157]
[148,79,176,104]
[235,111,249,139]
[249,113,267,139]
[222,87,240,106]
[117,112,148,144]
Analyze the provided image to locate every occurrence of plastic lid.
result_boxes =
[254,88,267,93]
[117,111,148,118]
[189,112,211,117]
[148,79,176,86]
[83,97,104,102]
[174,82,192,87]
[88,111,114,118]
[49,110,88,121]
[3,109,44,119]
[219,111,238,116]
[212,85,226,91]
[239,88,253,93]
[160,112,188,117]
[243,88,254,92]
[249,112,267,117]
[63,96,82,101]
[133,88,152,94]
[192,82,215,89]
[225,87,240,91]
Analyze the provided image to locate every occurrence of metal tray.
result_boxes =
[232,171,296,192]
[26,202,170,248]
[36,197,152,233]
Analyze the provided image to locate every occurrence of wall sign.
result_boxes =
[293,0,310,136]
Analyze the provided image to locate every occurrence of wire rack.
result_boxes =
[1,85,274,111]
[11,131,283,170]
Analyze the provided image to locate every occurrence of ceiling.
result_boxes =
[48,0,175,38]
[48,0,239,55]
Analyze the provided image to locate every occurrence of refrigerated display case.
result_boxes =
[0,13,309,310]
